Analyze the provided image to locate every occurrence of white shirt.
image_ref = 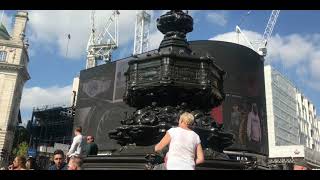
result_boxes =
[68,134,85,157]
[166,127,201,170]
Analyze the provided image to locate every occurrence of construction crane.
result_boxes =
[86,10,120,69]
[236,25,255,51]
[257,10,280,57]
[235,10,280,57]
[133,10,151,55]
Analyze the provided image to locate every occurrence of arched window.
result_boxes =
[0,51,7,62]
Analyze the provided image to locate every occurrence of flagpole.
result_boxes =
[66,39,69,57]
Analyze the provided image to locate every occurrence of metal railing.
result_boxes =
[32,104,68,112]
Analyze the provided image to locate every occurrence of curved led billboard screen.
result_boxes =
[189,40,268,155]
[74,40,268,155]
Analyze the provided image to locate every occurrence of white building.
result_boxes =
[264,65,320,168]
[0,11,30,166]
[296,92,320,151]
[71,76,79,107]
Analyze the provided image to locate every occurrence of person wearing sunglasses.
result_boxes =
[85,135,98,156]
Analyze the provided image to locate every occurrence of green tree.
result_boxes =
[12,141,29,157]
[11,126,30,158]
[13,126,30,147]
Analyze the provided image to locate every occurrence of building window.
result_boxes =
[0,51,7,62]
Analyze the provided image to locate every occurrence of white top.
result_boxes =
[68,134,85,157]
[166,127,201,170]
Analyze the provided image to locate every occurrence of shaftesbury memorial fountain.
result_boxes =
[83,10,244,170]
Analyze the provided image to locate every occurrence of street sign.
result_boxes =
[28,148,37,157]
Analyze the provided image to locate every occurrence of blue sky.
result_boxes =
[2,10,320,125]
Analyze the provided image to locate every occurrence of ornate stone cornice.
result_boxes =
[0,62,30,81]
[0,40,30,63]
[0,39,24,49]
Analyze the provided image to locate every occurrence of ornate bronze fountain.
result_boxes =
[108,10,234,165]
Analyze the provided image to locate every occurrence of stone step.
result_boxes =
[82,155,246,170]
[83,155,147,170]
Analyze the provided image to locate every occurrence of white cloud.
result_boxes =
[296,65,308,77]
[210,30,320,92]
[28,10,91,59]
[210,30,320,68]
[309,52,320,80]
[206,11,228,27]
[148,30,163,50]
[267,34,315,67]
[27,10,138,60]
[21,85,72,110]
[26,10,200,59]
[209,29,262,50]
[266,33,320,82]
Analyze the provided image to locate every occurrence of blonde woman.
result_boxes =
[8,156,27,170]
[155,112,204,170]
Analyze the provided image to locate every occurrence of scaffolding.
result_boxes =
[27,105,75,149]
[133,10,151,55]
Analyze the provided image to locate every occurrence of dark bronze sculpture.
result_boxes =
[108,10,234,168]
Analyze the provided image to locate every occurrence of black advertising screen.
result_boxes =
[74,40,267,155]
[190,40,268,155]
[74,62,135,151]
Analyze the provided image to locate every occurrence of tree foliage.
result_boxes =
[11,126,30,157]
[12,141,29,157]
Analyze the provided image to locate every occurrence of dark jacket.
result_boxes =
[48,162,68,170]
[86,142,98,155]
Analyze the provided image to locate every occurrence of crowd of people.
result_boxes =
[1,126,99,170]
[1,112,205,170]
[1,112,313,170]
